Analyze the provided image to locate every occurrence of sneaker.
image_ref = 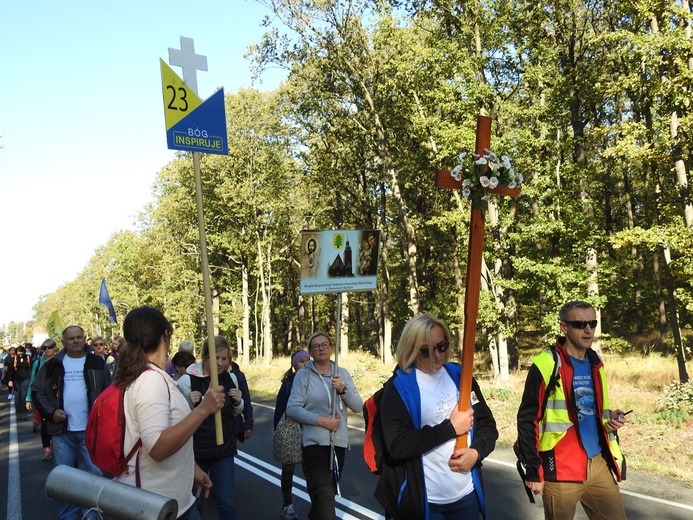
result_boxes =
[7,394,13,400]
[42,448,52,461]
[281,504,298,520]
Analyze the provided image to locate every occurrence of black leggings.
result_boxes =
[281,464,295,506]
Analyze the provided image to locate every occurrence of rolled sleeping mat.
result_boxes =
[45,465,178,520]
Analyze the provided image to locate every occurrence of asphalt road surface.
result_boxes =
[1,389,692,519]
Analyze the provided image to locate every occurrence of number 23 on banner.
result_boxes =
[160,59,203,131]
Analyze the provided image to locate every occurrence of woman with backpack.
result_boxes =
[114,306,226,520]
[374,314,498,520]
[273,349,310,520]
[176,335,244,520]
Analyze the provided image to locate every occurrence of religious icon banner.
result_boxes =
[300,229,380,295]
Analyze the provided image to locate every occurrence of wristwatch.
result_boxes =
[337,386,348,395]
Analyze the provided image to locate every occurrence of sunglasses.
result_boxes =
[564,320,598,330]
[42,345,56,350]
[93,342,106,347]
[419,339,450,358]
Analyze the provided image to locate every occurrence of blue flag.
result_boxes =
[99,278,117,324]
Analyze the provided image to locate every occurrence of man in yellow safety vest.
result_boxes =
[516,300,628,520]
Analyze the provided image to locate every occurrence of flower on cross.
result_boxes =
[450,149,523,208]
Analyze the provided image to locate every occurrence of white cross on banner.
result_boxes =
[168,36,208,95]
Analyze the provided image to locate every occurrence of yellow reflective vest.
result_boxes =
[530,343,623,482]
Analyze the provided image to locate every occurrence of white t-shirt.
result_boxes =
[121,365,196,517]
[417,367,474,504]
[62,355,89,431]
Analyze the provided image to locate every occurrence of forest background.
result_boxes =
[2,0,693,481]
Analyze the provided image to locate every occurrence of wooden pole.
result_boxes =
[455,116,491,449]
[330,292,342,470]
[193,151,223,446]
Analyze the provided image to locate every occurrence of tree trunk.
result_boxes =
[242,261,250,365]
[662,246,690,383]
[481,255,509,382]
[377,181,393,365]
[452,226,466,362]
[622,163,644,331]
[670,111,693,227]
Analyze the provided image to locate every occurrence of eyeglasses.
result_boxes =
[310,341,330,351]
[93,342,105,347]
[564,320,598,330]
[419,339,450,358]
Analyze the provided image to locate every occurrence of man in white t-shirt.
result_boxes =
[31,325,111,520]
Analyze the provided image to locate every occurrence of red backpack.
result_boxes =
[86,369,168,486]
[86,384,143,483]
[362,374,395,474]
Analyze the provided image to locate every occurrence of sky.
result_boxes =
[0,0,286,327]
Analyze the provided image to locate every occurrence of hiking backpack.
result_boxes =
[86,369,169,486]
[363,374,395,475]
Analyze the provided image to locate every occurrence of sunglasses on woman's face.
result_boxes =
[419,339,450,358]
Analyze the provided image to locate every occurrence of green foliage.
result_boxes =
[653,410,691,429]
[484,386,516,402]
[658,381,693,416]
[602,335,635,355]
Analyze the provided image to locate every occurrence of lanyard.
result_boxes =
[317,370,343,412]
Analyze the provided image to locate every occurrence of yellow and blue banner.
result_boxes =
[160,59,228,155]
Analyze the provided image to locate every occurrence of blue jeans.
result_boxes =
[429,489,480,520]
[196,456,236,520]
[52,430,102,520]
[178,504,202,520]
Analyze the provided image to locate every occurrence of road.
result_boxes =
[1,390,692,519]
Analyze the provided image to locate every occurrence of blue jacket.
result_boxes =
[375,363,497,520]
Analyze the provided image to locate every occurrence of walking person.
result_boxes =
[31,326,111,520]
[115,306,225,520]
[374,314,498,520]
[3,346,16,399]
[516,300,628,520]
[177,335,244,520]
[7,344,32,420]
[230,360,255,443]
[274,349,310,520]
[26,338,59,459]
[287,332,363,520]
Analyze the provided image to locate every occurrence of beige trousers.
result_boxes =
[543,455,626,520]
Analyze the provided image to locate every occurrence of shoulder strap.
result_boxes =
[128,369,169,487]
[540,348,561,420]
[228,371,239,389]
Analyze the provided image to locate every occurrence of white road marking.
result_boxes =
[236,450,385,519]
[7,404,22,520]
[255,401,693,512]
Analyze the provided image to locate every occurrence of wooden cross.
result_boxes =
[435,115,520,448]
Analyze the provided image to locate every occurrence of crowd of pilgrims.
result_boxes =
[0,307,502,520]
